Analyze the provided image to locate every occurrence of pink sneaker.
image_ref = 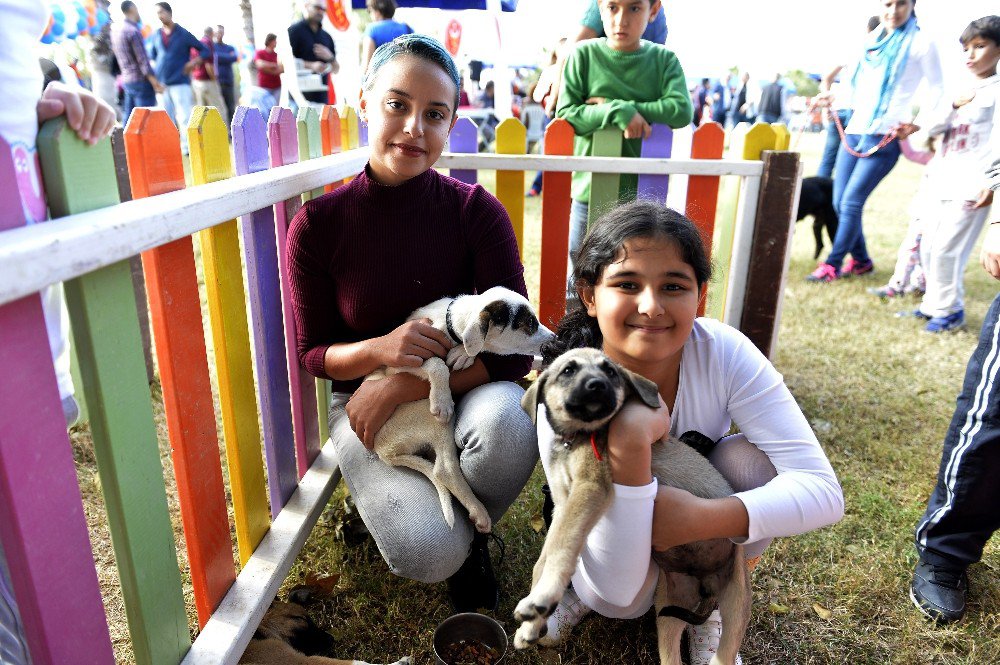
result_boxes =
[806,263,840,283]
[842,257,874,277]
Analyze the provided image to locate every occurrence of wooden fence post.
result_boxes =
[537,119,574,330]
[188,106,270,565]
[269,106,322,478]
[124,108,236,627]
[0,134,115,665]
[740,151,801,357]
[448,117,478,185]
[496,118,527,254]
[38,117,189,664]
[233,105,300,517]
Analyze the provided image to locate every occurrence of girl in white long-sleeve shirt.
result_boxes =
[533,201,844,664]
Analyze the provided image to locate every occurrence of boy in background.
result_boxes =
[908,15,1000,333]
[556,0,692,287]
[910,15,1000,626]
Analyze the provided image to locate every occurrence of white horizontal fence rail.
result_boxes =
[0,152,762,307]
[0,147,371,307]
[436,153,765,177]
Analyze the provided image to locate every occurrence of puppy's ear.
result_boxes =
[521,372,546,424]
[461,313,487,357]
[616,365,661,409]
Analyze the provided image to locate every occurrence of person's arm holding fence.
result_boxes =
[555,47,650,139]
[630,52,693,129]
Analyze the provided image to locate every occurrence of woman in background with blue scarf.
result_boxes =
[808,0,943,282]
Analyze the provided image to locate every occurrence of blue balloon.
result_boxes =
[77,17,87,33]
[96,8,109,27]
[50,21,64,36]
[50,5,64,23]
[89,24,100,35]
[41,32,55,44]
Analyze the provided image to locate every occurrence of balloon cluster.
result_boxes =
[41,0,111,44]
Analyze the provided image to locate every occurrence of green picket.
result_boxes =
[588,127,622,228]
[36,118,189,665]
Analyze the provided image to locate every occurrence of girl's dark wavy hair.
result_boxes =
[541,200,712,367]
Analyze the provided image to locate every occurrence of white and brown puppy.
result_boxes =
[239,600,412,665]
[367,286,553,533]
[513,348,750,665]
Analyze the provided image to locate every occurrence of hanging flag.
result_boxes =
[326,0,351,31]
[444,19,462,56]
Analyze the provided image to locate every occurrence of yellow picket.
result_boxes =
[340,106,360,184]
[771,124,791,151]
[495,118,526,254]
[706,122,777,320]
[188,107,269,565]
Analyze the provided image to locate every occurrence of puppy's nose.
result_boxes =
[584,377,609,394]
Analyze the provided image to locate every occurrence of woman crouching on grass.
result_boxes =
[534,201,844,664]
[286,34,537,613]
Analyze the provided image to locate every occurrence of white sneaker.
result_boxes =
[537,586,591,647]
[686,609,742,665]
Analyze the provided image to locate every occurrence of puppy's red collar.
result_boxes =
[591,432,602,462]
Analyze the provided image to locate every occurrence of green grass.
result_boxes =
[73,133,998,663]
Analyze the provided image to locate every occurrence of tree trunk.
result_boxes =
[240,0,256,77]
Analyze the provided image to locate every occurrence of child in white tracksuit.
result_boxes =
[912,19,999,332]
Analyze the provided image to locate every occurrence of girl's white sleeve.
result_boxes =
[536,408,659,611]
[721,332,845,544]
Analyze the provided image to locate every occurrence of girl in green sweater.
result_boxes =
[556,0,692,288]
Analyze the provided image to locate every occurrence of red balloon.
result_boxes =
[445,19,461,56]
[325,0,350,32]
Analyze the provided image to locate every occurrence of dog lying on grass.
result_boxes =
[239,599,412,665]
[366,286,553,532]
[513,348,749,665]
[797,176,838,259]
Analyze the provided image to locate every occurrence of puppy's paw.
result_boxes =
[468,505,491,533]
[514,593,558,623]
[428,393,455,424]
[447,346,475,371]
[513,620,547,649]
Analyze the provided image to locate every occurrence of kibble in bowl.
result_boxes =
[433,613,507,665]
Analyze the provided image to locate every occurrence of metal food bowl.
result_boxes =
[433,612,508,665]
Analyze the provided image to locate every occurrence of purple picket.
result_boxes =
[358,119,369,147]
[232,106,298,515]
[638,124,673,202]
[0,137,115,664]
[448,117,478,185]
[268,107,321,478]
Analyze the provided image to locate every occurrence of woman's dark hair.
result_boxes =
[541,200,712,366]
[367,0,397,18]
[362,34,461,115]
[960,15,1000,46]
[867,15,880,32]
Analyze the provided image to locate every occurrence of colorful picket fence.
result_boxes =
[0,106,800,665]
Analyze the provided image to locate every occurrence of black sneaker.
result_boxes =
[910,559,968,624]
[446,532,504,613]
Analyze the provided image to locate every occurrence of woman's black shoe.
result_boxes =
[446,532,504,612]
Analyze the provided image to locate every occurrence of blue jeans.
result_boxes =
[817,109,852,178]
[759,112,781,124]
[568,199,590,295]
[826,134,901,269]
[121,80,156,125]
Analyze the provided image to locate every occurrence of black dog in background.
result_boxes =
[797,176,839,259]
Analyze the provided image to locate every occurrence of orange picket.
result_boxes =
[123,108,235,627]
[320,105,343,194]
[538,119,574,330]
[684,122,725,316]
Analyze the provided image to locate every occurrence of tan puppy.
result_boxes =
[513,348,750,665]
[366,286,553,532]
[239,600,412,665]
